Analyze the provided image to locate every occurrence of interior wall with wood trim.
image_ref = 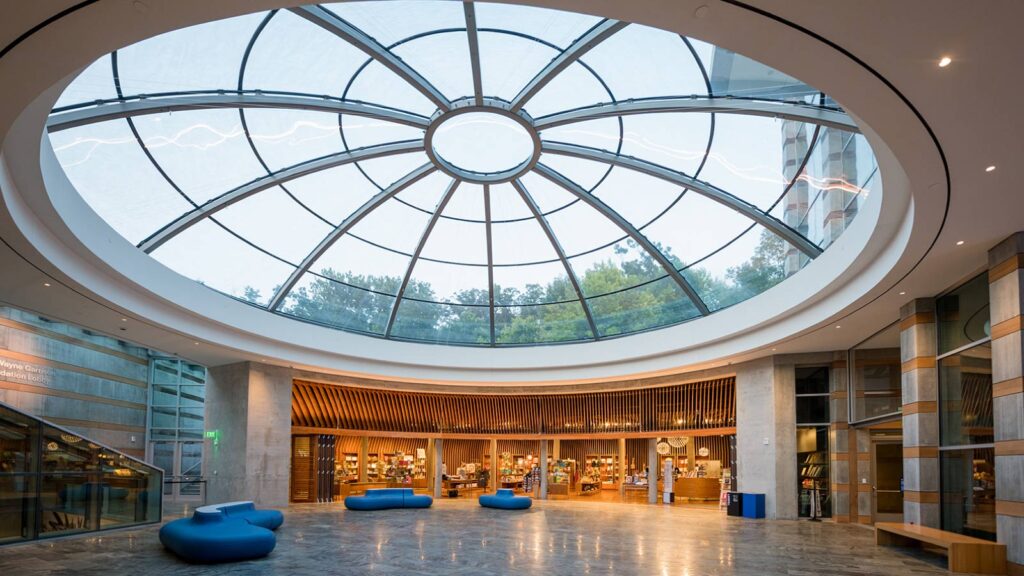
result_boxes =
[624,436,733,474]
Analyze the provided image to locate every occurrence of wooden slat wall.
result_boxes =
[442,439,489,469]
[292,377,736,436]
[290,435,315,502]
[560,439,620,465]
[334,436,427,455]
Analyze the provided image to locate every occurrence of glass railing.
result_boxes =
[0,401,162,544]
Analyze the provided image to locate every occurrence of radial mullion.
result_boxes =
[531,96,856,132]
[268,163,437,311]
[48,92,431,133]
[484,184,496,346]
[139,140,425,253]
[511,179,599,340]
[509,19,628,113]
[463,1,483,106]
[384,178,462,337]
[532,163,711,316]
[539,141,823,259]
[289,5,451,112]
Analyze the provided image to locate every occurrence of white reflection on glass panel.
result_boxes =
[697,115,789,210]
[619,113,712,176]
[241,109,344,172]
[130,110,267,204]
[49,120,192,244]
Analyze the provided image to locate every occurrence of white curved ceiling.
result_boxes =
[2,0,1016,385]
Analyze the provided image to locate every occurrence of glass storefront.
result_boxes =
[148,358,207,501]
[0,403,161,544]
[936,273,991,355]
[937,274,995,541]
[796,367,830,518]
[850,323,901,422]
[940,448,996,539]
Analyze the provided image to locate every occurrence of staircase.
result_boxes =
[0,400,163,544]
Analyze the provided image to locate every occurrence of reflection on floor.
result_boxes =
[0,499,953,575]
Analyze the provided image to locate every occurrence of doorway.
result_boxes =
[872,442,903,523]
[150,440,204,503]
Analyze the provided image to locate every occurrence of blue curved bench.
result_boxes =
[159,507,275,564]
[479,489,532,510]
[344,488,433,511]
[216,501,284,531]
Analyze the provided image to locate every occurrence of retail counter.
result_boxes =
[673,477,721,501]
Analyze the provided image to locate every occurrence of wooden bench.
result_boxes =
[875,522,1006,574]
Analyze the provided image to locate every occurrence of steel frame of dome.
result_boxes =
[45,2,863,347]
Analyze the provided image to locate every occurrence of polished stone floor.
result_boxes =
[0,500,960,575]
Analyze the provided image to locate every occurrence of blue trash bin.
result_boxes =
[742,493,765,519]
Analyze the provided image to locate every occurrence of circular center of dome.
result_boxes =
[427,110,537,183]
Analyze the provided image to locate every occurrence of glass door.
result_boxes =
[150,441,203,502]
[872,442,903,523]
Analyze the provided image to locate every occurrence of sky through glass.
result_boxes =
[47,1,879,346]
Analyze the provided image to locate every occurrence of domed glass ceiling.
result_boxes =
[47,1,880,346]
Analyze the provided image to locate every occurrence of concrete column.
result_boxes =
[736,358,797,519]
[618,438,626,483]
[647,438,658,504]
[989,233,1024,572]
[539,440,548,500]
[830,353,853,523]
[899,298,940,527]
[433,438,443,499]
[425,438,434,493]
[205,362,292,507]
[358,436,369,483]
[489,438,498,493]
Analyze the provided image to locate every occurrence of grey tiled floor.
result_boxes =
[0,500,959,575]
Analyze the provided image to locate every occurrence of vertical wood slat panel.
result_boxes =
[292,377,736,436]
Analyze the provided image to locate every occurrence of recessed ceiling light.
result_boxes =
[194,342,200,346]
[121,318,128,322]
[771,348,777,351]
[938,56,952,67]
[985,165,996,172]
[899,291,906,295]
[956,240,964,246]
[835,325,841,329]
[43,282,51,287]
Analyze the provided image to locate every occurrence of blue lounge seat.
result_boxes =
[344,488,433,510]
[159,508,275,563]
[217,501,284,531]
[479,489,532,510]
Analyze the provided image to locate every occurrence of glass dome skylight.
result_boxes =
[47,1,880,346]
